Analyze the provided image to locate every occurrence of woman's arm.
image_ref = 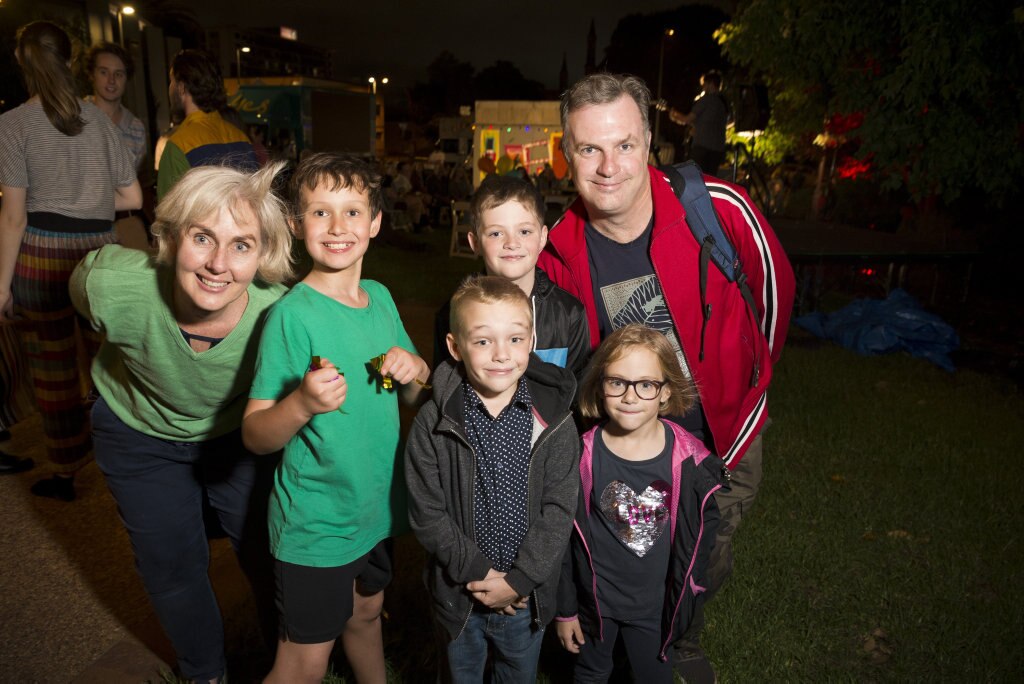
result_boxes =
[0,185,28,322]
[114,180,143,211]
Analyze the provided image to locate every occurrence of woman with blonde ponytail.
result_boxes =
[69,162,292,683]
[0,20,142,501]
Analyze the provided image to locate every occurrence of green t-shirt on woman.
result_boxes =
[70,244,285,442]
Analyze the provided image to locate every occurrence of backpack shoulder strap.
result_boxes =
[660,162,763,386]
[660,161,739,282]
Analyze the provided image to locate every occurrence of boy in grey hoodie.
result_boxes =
[405,275,580,682]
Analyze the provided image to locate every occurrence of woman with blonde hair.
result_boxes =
[71,162,292,683]
[0,20,141,500]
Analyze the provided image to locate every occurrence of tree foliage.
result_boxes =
[604,5,729,109]
[473,61,545,101]
[407,51,475,124]
[718,0,1024,203]
[406,52,544,125]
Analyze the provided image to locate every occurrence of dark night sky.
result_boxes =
[182,0,730,89]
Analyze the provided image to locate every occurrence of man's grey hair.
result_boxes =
[560,73,651,158]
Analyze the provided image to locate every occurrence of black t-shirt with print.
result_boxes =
[591,423,674,619]
[585,219,708,443]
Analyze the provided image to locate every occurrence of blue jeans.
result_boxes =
[447,605,544,683]
[92,397,277,681]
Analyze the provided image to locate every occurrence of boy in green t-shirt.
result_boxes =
[243,153,430,684]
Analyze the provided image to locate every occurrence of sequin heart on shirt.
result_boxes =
[599,480,671,558]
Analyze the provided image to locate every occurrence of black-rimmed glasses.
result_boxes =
[602,376,666,400]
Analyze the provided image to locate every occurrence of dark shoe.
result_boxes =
[673,642,717,684]
[30,474,76,502]
[0,451,34,475]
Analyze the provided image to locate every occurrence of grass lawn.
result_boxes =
[703,332,1024,681]
[228,229,1024,682]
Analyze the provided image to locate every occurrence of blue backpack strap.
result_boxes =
[661,162,739,282]
[660,162,763,386]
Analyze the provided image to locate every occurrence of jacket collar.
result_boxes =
[547,164,687,261]
[433,355,575,433]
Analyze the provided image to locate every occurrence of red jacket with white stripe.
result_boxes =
[537,165,795,467]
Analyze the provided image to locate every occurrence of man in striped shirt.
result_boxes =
[157,50,256,200]
[84,42,147,173]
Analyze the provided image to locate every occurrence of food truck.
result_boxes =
[225,77,382,158]
[472,100,567,187]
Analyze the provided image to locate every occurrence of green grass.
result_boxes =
[702,333,1024,681]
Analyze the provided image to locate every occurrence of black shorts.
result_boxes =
[274,538,393,644]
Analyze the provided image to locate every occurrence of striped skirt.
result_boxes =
[0,323,33,431]
[12,225,117,471]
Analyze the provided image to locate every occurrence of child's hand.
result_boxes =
[467,571,522,613]
[298,357,346,415]
[377,346,429,387]
[556,619,585,653]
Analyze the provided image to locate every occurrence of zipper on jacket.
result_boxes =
[440,421,478,640]
[574,518,605,642]
[736,272,761,388]
[524,409,573,628]
[659,482,722,659]
[698,238,713,362]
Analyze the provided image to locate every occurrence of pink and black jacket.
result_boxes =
[555,420,723,660]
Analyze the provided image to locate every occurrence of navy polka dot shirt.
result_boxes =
[463,378,533,573]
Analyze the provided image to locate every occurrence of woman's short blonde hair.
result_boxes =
[151,161,293,283]
[578,324,697,420]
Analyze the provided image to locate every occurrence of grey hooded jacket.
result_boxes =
[404,356,580,640]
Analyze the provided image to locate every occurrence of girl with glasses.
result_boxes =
[555,323,725,683]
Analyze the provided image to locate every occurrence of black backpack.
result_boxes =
[660,162,762,388]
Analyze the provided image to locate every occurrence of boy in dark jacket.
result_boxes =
[432,175,590,380]
[407,275,580,682]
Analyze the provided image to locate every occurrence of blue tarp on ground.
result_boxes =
[795,289,960,371]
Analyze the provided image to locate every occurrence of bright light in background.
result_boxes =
[236,46,251,77]
[116,6,136,48]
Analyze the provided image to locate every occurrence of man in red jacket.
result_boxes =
[538,73,795,682]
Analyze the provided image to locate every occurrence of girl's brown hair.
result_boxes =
[579,324,697,420]
[16,21,83,136]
